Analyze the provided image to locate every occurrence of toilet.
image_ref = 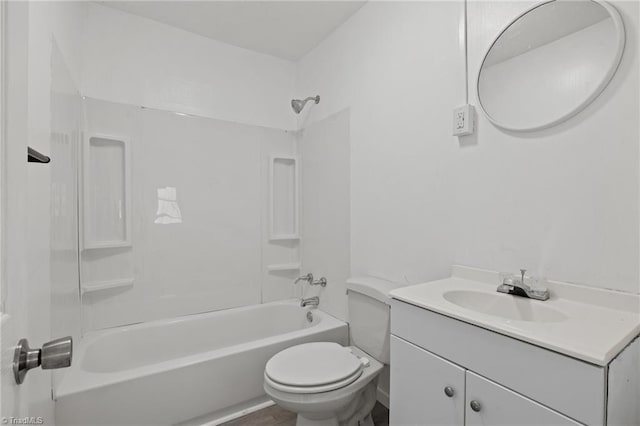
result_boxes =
[264,277,401,426]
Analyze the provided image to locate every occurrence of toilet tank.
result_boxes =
[347,277,403,364]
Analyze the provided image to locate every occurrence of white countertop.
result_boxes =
[390,266,640,366]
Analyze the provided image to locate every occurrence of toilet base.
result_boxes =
[294,381,377,426]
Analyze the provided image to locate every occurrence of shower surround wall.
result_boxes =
[81,98,298,330]
[50,42,83,389]
[298,110,351,321]
[23,0,86,420]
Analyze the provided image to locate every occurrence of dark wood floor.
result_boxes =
[223,401,389,426]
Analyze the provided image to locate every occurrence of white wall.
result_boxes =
[461,0,639,293]
[296,0,639,306]
[296,1,466,298]
[80,3,297,131]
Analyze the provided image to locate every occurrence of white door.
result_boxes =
[390,336,465,426]
[465,371,581,426]
[1,3,72,424]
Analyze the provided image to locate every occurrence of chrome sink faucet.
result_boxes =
[497,269,550,301]
[301,296,319,308]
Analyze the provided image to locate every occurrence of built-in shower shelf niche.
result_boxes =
[269,155,300,241]
[83,135,132,249]
[267,263,301,272]
[81,278,134,294]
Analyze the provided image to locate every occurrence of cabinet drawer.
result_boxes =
[391,300,605,425]
[390,336,465,426]
[466,371,582,426]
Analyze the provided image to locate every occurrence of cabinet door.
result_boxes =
[390,336,465,426]
[465,372,582,426]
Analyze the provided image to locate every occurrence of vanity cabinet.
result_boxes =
[391,336,580,426]
[390,299,639,426]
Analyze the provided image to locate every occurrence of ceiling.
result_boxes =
[99,1,366,61]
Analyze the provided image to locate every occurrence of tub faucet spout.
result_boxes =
[300,296,319,308]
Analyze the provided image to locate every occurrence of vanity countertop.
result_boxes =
[390,266,640,366]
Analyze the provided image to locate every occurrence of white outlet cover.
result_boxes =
[452,104,475,136]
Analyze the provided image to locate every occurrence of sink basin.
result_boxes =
[443,290,568,323]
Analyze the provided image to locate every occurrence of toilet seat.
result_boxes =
[265,342,365,394]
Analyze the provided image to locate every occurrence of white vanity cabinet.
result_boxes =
[391,336,580,426]
[390,299,639,426]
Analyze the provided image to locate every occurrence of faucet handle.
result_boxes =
[499,272,515,286]
[519,269,527,283]
[311,277,327,287]
[295,273,313,285]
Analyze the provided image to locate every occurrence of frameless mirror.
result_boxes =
[477,0,625,131]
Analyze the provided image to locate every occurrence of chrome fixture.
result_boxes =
[14,336,73,384]
[444,386,455,397]
[291,95,320,114]
[306,311,314,323]
[301,296,320,308]
[470,400,482,412]
[295,273,314,285]
[312,277,327,287]
[497,269,550,301]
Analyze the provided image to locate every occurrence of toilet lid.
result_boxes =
[265,342,363,388]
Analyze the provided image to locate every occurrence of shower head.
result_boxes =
[291,95,320,114]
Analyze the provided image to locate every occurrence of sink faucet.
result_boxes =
[300,296,319,308]
[497,269,550,301]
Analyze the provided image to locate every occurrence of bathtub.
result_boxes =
[55,299,348,425]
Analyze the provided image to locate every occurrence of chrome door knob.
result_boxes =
[13,336,72,384]
[41,336,73,369]
[470,400,482,412]
[444,386,455,397]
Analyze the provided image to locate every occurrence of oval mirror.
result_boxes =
[477,0,625,131]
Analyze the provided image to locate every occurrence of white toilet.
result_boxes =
[264,277,400,426]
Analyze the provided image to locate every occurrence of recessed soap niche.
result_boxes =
[269,155,299,241]
[83,135,132,249]
[81,134,134,295]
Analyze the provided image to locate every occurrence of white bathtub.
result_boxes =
[55,300,348,425]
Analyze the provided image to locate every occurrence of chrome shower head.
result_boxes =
[291,95,320,114]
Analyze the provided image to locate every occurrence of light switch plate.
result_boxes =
[452,104,475,136]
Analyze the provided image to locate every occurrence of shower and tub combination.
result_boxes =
[53,94,339,425]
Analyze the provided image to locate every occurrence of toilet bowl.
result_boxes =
[264,343,382,426]
[264,276,402,426]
